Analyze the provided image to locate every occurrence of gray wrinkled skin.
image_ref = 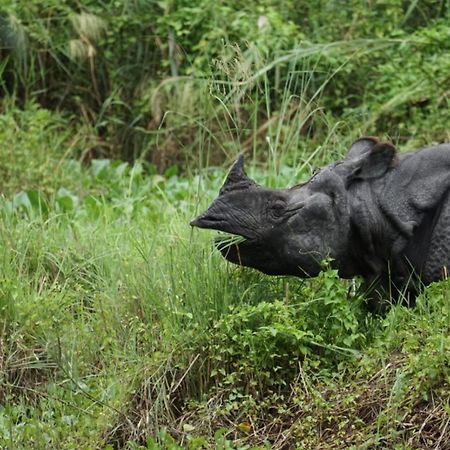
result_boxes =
[191,137,450,311]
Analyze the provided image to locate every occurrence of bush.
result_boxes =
[0,103,87,195]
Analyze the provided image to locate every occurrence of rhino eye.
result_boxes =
[272,200,286,216]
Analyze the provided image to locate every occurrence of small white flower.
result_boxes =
[257,15,269,29]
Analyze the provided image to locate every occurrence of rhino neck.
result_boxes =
[344,182,398,279]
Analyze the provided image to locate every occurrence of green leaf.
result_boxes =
[12,191,32,211]
[91,159,111,178]
[56,188,79,212]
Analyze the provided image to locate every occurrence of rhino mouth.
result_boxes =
[214,233,261,266]
[190,214,258,243]
[190,215,224,229]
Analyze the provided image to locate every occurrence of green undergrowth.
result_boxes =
[2,1,450,166]
[0,104,84,196]
[0,145,449,449]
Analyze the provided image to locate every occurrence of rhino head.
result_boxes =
[191,138,397,279]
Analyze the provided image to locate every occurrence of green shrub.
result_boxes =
[186,267,368,401]
[0,103,87,195]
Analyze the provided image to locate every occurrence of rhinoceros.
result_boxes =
[190,137,450,311]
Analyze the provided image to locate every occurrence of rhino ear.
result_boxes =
[345,136,380,160]
[346,142,397,183]
[220,154,258,194]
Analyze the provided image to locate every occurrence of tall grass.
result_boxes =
[0,107,449,447]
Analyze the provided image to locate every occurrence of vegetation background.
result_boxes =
[0,0,449,448]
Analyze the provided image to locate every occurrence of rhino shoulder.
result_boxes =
[379,143,450,237]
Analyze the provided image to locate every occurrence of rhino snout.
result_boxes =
[190,212,223,229]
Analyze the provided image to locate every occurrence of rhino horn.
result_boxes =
[220,155,258,194]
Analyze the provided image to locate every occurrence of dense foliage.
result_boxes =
[1,0,450,168]
[0,1,450,448]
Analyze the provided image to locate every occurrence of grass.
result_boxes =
[0,127,449,448]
